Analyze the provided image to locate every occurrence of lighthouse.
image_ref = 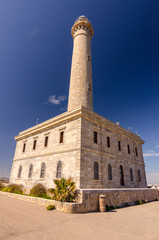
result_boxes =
[68,16,94,112]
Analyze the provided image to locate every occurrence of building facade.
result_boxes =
[10,16,147,191]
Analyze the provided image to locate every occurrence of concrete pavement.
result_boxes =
[0,195,159,240]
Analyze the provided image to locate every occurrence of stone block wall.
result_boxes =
[10,116,82,190]
[80,113,147,189]
[10,107,147,191]
[79,188,158,212]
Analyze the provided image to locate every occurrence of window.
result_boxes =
[135,147,138,156]
[33,140,37,150]
[18,165,22,179]
[128,144,130,154]
[94,161,99,180]
[59,131,64,144]
[118,141,121,151]
[40,162,45,178]
[107,136,110,148]
[130,168,133,181]
[44,136,48,147]
[94,131,97,144]
[88,84,91,92]
[119,165,124,185]
[22,143,26,153]
[138,169,141,182]
[28,164,33,178]
[108,164,112,181]
[56,161,62,178]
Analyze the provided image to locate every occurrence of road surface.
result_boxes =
[0,196,159,240]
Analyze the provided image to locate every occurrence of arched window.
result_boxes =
[40,162,45,178]
[119,165,124,185]
[28,164,33,178]
[56,161,62,178]
[94,161,99,180]
[138,169,141,182]
[130,168,133,181]
[108,164,112,180]
[18,165,22,179]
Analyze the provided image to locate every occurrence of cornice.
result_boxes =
[15,106,144,144]
[71,17,94,39]
[15,108,83,141]
[80,107,144,144]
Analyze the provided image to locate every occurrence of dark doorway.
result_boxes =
[119,165,124,186]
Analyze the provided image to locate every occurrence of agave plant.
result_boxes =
[49,178,78,202]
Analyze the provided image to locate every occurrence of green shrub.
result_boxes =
[106,205,116,211]
[43,195,52,200]
[0,179,9,183]
[30,184,47,197]
[49,178,78,202]
[2,184,23,194]
[46,205,55,211]
[0,182,4,190]
[125,202,130,207]
[135,200,142,205]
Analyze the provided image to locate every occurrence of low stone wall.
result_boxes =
[0,191,56,207]
[0,191,82,213]
[78,188,159,212]
[0,188,158,213]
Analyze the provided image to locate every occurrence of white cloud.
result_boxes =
[156,146,159,149]
[58,96,67,101]
[146,150,154,153]
[146,172,159,184]
[29,28,39,37]
[47,95,67,105]
[143,149,159,157]
[144,153,159,157]
[60,107,67,111]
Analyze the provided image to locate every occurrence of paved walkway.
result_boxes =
[0,196,159,240]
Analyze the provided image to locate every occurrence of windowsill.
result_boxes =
[27,178,32,180]
[17,178,21,180]
[44,132,50,136]
[59,126,66,131]
[43,146,48,149]
[59,143,64,145]
[39,178,45,181]
[130,181,134,184]
[93,179,101,182]
[54,178,61,180]
[107,180,113,183]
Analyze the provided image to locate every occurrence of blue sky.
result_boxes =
[0,0,159,184]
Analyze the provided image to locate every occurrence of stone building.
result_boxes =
[10,16,147,191]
